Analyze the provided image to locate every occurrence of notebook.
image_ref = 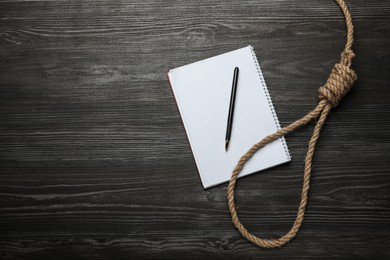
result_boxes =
[167,46,291,188]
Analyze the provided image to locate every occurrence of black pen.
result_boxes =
[225,67,239,151]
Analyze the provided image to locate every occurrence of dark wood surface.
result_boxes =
[1,0,389,259]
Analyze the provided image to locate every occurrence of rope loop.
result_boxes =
[227,0,357,248]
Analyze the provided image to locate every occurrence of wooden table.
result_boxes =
[1,0,389,258]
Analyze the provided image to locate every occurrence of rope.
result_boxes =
[227,0,357,248]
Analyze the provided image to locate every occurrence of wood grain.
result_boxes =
[1,0,390,258]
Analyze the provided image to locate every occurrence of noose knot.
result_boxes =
[319,51,357,107]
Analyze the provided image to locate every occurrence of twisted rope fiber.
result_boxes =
[227,0,357,248]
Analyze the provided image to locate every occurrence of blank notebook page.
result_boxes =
[168,46,290,188]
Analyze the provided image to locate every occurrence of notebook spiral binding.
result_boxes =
[249,45,291,160]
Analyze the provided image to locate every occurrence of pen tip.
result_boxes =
[225,140,229,151]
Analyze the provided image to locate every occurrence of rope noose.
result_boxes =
[227,0,357,248]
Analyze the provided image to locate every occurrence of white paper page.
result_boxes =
[168,46,290,188]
